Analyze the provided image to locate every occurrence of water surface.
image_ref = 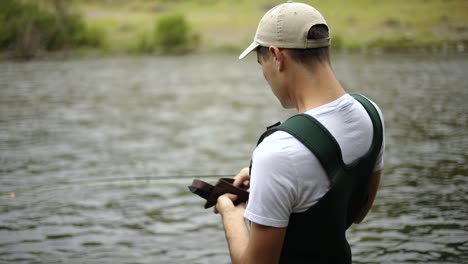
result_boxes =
[0,53,467,263]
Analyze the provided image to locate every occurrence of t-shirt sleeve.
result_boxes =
[244,133,298,228]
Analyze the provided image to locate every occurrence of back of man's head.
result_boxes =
[257,24,330,70]
[239,1,331,69]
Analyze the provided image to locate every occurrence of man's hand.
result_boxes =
[214,193,246,215]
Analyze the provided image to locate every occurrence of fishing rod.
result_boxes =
[65,174,234,186]
[69,173,233,183]
[2,174,235,199]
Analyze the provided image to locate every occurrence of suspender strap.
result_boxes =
[275,115,342,181]
[257,114,342,183]
[350,94,383,154]
[256,94,383,184]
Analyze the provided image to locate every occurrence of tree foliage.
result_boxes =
[0,0,103,58]
[154,14,192,54]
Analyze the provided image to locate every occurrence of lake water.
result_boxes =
[0,53,467,263]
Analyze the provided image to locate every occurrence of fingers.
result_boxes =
[214,167,250,214]
[233,167,250,187]
[214,193,239,214]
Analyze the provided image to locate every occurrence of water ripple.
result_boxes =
[1,54,467,263]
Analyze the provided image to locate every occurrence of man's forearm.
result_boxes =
[220,209,249,263]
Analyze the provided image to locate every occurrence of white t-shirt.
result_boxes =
[244,94,385,228]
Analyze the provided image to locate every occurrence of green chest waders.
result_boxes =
[255,94,383,264]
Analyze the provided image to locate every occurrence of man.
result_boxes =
[215,1,385,263]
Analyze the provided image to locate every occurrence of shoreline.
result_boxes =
[2,44,467,62]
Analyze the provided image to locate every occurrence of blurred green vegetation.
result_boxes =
[127,13,200,54]
[0,0,105,59]
[76,0,468,54]
[1,0,467,58]
[152,14,199,54]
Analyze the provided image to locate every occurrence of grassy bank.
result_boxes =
[2,0,467,58]
[75,0,468,54]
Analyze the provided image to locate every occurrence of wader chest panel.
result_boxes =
[255,94,383,263]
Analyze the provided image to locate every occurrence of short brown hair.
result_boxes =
[257,24,330,69]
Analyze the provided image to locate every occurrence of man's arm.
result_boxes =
[217,194,286,264]
[354,170,381,224]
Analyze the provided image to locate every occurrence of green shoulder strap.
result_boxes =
[257,94,383,184]
[350,94,383,159]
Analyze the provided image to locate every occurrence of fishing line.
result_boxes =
[67,174,233,184]
[1,174,234,199]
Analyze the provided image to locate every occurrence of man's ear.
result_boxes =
[269,46,284,71]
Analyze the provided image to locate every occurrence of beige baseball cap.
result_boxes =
[239,1,330,60]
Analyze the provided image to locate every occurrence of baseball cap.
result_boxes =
[239,1,330,60]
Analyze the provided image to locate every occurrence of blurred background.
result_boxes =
[0,0,467,263]
[0,0,467,58]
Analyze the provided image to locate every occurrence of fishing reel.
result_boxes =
[188,178,249,209]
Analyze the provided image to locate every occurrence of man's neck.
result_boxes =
[288,63,345,113]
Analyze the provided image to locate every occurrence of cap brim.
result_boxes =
[238,41,260,60]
